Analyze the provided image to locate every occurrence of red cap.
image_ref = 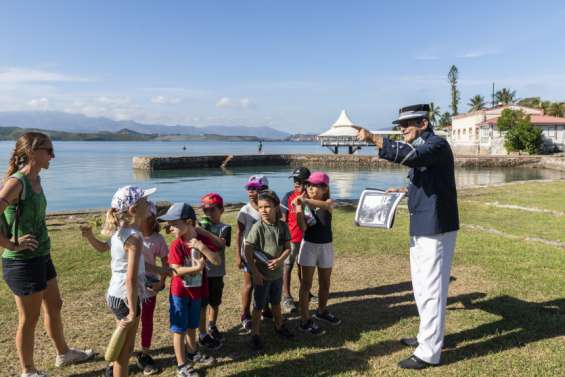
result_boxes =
[201,193,224,208]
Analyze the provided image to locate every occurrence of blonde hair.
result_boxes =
[101,208,136,237]
[5,132,52,180]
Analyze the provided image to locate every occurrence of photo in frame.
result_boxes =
[354,188,405,228]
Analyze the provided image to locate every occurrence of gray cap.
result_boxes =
[157,202,196,222]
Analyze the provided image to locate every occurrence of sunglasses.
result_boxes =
[37,147,55,156]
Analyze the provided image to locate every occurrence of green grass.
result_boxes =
[1,181,565,376]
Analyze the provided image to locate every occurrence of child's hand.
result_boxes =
[187,238,204,251]
[267,257,284,270]
[252,271,265,286]
[193,257,206,272]
[148,281,165,293]
[292,195,304,212]
[79,224,93,237]
[120,310,136,328]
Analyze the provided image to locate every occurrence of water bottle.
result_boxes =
[303,204,317,226]
[182,247,203,288]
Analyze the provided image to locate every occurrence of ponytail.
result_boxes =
[101,208,136,237]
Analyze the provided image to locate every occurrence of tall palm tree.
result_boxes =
[547,102,564,117]
[468,95,487,111]
[437,112,451,129]
[495,88,517,105]
[448,65,460,115]
[428,102,441,126]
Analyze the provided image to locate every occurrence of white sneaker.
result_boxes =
[55,347,95,367]
[21,371,50,377]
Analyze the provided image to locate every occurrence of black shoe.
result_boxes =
[298,319,326,336]
[261,307,273,320]
[208,325,224,342]
[275,324,295,339]
[105,364,113,377]
[250,335,264,351]
[313,310,342,326]
[400,337,419,347]
[136,353,161,375]
[198,333,223,350]
[398,355,434,370]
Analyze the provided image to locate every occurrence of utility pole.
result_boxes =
[491,82,495,108]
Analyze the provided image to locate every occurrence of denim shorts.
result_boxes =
[2,254,57,296]
[253,278,283,310]
[169,295,201,333]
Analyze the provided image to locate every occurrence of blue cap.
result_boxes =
[157,202,196,222]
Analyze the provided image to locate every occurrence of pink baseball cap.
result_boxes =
[245,175,269,189]
[306,171,329,186]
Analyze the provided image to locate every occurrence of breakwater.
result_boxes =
[132,154,545,171]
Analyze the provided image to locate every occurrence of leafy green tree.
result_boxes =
[517,97,541,108]
[495,88,517,105]
[547,102,564,117]
[428,102,441,126]
[497,109,542,154]
[448,65,460,115]
[437,112,451,129]
[468,95,486,111]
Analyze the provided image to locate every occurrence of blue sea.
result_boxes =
[0,140,562,212]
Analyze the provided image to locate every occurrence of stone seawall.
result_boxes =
[133,154,545,171]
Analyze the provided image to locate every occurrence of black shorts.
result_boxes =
[2,254,57,296]
[202,276,224,308]
[107,295,141,320]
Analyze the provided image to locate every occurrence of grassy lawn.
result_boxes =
[1,181,564,376]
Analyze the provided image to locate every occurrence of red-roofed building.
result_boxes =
[451,105,565,154]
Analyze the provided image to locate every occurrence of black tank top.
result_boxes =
[304,208,332,244]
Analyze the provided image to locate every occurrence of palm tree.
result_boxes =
[468,95,487,111]
[517,97,541,109]
[448,65,460,115]
[428,102,441,126]
[437,112,452,129]
[547,102,564,117]
[495,88,517,105]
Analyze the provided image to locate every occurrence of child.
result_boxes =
[82,199,170,376]
[136,201,169,375]
[158,203,221,377]
[294,172,342,336]
[244,190,294,351]
[235,175,268,331]
[280,167,310,313]
[83,185,155,377]
[197,193,231,347]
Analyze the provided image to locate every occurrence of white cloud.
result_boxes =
[457,49,499,59]
[97,96,131,105]
[0,67,91,83]
[240,97,253,109]
[151,95,182,104]
[28,97,49,110]
[216,97,234,108]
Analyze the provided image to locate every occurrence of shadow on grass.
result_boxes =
[442,295,565,365]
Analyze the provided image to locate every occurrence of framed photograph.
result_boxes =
[354,188,405,228]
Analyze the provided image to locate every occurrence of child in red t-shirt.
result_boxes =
[158,203,221,377]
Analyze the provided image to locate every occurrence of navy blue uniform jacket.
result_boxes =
[378,129,460,236]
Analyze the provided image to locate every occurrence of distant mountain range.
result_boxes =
[0,111,290,139]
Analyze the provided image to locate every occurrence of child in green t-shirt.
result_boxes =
[244,190,294,351]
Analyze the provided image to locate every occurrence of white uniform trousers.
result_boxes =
[409,230,457,364]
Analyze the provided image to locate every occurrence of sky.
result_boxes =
[1,0,565,133]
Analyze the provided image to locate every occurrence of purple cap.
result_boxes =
[245,175,269,189]
[306,171,329,186]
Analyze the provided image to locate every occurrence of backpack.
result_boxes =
[0,174,27,246]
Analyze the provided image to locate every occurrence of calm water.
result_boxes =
[0,140,562,212]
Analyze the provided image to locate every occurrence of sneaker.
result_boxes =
[261,306,273,320]
[136,352,161,375]
[208,325,224,342]
[105,364,113,377]
[187,351,215,366]
[21,372,49,377]
[250,335,264,351]
[282,297,297,314]
[176,364,198,377]
[313,310,342,326]
[198,333,223,351]
[55,348,95,367]
[275,324,294,339]
[241,317,253,333]
[298,319,326,336]
[309,293,319,304]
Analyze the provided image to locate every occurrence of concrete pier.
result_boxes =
[132,154,545,171]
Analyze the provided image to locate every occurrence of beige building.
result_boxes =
[451,105,565,154]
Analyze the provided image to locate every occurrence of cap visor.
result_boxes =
[142,187,157,197]
[392,114,425,124]
[157,213,178,222]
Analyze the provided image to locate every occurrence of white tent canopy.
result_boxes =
[319,110,359,137]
